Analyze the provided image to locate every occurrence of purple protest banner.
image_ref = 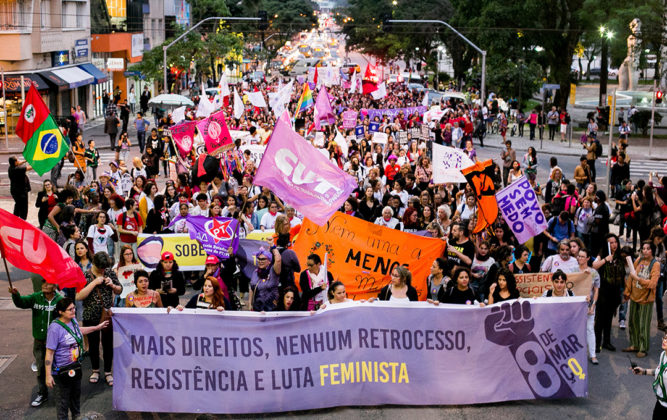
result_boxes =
[184,215,240,259]
[496,175,548,244]
[112,299,588,414]
[362,106,427,121]
[254,119,358,226]
[342,110,358,129]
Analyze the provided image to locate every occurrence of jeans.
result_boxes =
[83,320,113,372]
[54,369,82,420]
[137,131,146,153]
[656,276,665,322]
[33,339,48,397]
[529,123,536,139]
[120,149,129,165]
[548,124,557,140]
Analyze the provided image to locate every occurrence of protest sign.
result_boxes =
[431,143,474,184]
[372,132,388,144]
[198,110,233,154]
[243,144,266,164]
[496,176,547,244]
[421,125,431,140]
[254,120,358,226]
[369,122,380,133]
[170,120,196,158]
[342,110,358,129]
[397,131,408,145]
[184,216,240,260]
[461,159,498,234]
[136,233,207,271]
[292,213,447,300]
[116,263,141,298]
[515,272,593,298]
[112,299,588,414]
[355,125,365,139]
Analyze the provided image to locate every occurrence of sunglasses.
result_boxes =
[257,257,268,262]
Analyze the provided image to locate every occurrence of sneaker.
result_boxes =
[31,394,47,407]
[619,320,626,330]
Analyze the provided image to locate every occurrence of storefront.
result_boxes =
[0,74,50,134]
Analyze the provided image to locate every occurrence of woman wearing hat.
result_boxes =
[249,247,282,312]
[384,155,401,184]
[148,252,185,308]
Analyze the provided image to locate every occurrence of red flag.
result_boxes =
[314,67,319,86]
[0,208,86,291]
[362,64,380,95]
[15,85,49,144]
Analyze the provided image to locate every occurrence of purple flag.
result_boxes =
[112,299,588,414]
[342,110,358,129]
[254,119,358,226]
[184,215,240,259]
[313,86,335,130]
[496,176,547,244]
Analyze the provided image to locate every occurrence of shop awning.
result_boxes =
[78,63,108,84]
[39,71,70,91]
[50,66,94,89]
[0,74,49,93]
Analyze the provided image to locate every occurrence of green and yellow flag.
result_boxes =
[16,85,69,176]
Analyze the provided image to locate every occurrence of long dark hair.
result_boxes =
[496,268,518,295]
[156,259,180,276]
[277,286,301,311]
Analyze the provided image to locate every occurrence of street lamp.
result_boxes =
[599,25,614,107]
[388,19,487,106]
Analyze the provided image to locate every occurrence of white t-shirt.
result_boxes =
[289,216,302,227]
[260,212,282,229]
[87,224,115,254]
[540,255,579,273]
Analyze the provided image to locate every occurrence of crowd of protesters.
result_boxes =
[6,70,667,418]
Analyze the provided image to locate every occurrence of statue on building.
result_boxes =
[618,18,641,91]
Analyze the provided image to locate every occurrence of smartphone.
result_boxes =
[627,355,637,369]
[161,280,172,292]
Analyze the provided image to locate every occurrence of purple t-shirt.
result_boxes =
[250,267,280,311]
[46,319,82,370]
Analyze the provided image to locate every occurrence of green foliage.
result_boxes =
[630,110,663,135]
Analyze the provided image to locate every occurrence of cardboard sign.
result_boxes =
[515,271,593,298]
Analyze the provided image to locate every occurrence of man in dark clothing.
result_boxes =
[447,223,475,269]
[104,112,120,149]
[140,87,151,115]
[119,100,130,133]
[610,152,630,195]
[8,156,32,219]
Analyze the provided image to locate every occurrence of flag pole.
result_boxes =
[0,241,14,290]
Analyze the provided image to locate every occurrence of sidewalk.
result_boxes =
[478,131,667,161]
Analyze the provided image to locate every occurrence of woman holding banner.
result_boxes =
[488,268,520,305]
[249,247,282,312]
[438,267,479,305]
[148,252,185,308]
[377,266,418,302]
[125,270,163,308]
[300,254,334,310]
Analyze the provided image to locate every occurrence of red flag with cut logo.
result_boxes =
[461,159,498,234]
[0,208,86,291]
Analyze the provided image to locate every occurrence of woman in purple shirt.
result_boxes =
[45,298,108,420]
[249,247,282,311]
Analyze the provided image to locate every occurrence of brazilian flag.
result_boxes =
[16,85,69,176]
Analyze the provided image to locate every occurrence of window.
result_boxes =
[41,0,50,29]
[0,0,31,32]
[76,2,85,28]
[61,0,85,30]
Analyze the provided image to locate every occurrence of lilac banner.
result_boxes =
[496,176,548,244]
[254,119,358,226]
[361,106,427,121]
[112,299,588,414]
[185,215,240,259]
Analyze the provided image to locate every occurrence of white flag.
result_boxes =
[269,81,293,117]
[196,83,215,118]
[233,89,244,119]
[334,128,348,158]
[371,82,387,100]
[349,70,357,94]
[218,74,230,97]
[246,91,267,108]
[431,143,475,184]
[171,106,186,124]
[422,91,429,107]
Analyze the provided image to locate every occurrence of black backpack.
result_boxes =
[594,140,603,158]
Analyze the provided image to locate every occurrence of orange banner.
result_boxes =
[293,212,447,300]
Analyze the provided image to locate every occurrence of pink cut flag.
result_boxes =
[254,119,358,226]
[313,86,336,131]
[170,120,197,158]
[197,110,233,155]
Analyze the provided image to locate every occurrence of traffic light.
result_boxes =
[381,14,392,33]
[657,90,663,104]
[258,10,268,30]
